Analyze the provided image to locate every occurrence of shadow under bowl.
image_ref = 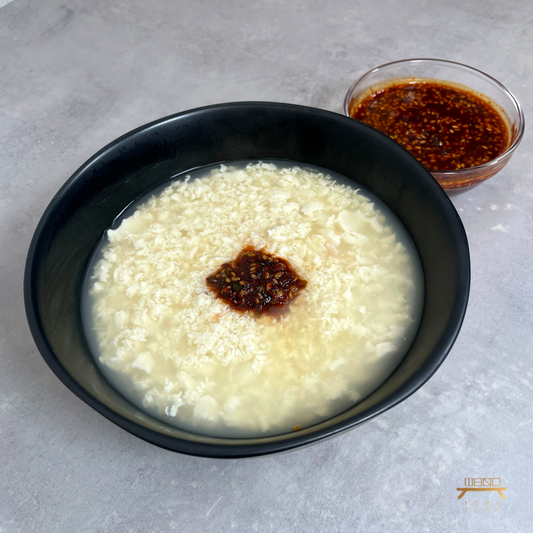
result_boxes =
[24,102,470,458]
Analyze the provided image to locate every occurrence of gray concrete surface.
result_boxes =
[1,0,532,531]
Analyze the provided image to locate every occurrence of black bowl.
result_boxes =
[24,102,469,458]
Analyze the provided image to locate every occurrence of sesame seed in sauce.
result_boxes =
[206,246,307,316]
[349,81,510,171]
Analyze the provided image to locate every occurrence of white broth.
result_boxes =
[82,161,423,438]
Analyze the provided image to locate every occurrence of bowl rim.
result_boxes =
[343,58,525,177]
[24,101,470,458]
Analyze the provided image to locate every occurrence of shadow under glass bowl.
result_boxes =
[24,102,470,458]
[344,58,525,192]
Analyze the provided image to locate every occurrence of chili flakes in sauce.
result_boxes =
[206,247,307,316]
[349,81,510,171]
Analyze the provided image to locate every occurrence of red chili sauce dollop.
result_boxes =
[206,247,307,316]
[349,81,510,171]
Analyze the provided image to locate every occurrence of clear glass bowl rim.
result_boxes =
[343,58,525,177]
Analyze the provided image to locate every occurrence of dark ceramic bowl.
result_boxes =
[24,102,470,458]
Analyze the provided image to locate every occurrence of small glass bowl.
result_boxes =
[344,58,525,191]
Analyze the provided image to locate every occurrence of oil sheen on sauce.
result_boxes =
[206,247,308,316]
[349,80,510,171]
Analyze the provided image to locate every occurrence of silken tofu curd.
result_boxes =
[82,161,423,437]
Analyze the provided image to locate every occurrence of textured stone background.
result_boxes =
[1,0,532,531]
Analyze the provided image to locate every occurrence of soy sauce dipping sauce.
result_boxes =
[349,80,510,171]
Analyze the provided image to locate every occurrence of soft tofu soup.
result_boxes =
[82,161,423,438]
